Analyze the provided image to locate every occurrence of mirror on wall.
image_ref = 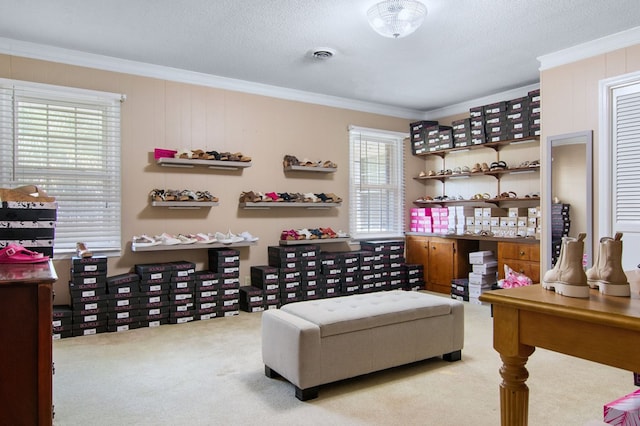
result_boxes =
[544,131,593,270]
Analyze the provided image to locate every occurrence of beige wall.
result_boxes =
[540,43,640,270]
[0,54,415,304]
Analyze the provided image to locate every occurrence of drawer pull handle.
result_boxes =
[519,251,525,256]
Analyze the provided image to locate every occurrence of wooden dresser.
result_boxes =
[0,260,57,425]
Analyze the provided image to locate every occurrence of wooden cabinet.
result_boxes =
[497,241,540,283]
[0,261,57,426]
[406,235,478,294]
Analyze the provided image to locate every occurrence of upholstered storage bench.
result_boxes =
[261,290,464,400]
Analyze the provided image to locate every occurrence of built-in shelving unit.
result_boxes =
[239,202,341,210]
[131,240,257,252]
[156,157,252,170]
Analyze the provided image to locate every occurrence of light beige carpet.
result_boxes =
[52,293,632,425]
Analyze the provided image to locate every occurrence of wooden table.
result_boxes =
[479,284,640,426]
[0,260,57,425]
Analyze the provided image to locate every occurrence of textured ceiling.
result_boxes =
[1,0,639,114]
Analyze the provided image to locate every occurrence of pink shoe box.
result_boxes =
[604,389,640,425]
[154,148,178,159]
[410,207,433,217]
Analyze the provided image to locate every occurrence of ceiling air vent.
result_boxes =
[310,48,336,60]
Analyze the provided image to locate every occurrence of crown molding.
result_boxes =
[0,37,424,120]
[423,82,540,120]
[538,26,640,71]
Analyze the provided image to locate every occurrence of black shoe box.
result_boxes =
[106,272,139,289]
[374,281,390,292]
[323,285,340,298]
[195,288,220,303]
[280,267,301,283]
[410,120,439,135]
[71,299,108,313]
[170,292,194,305]
[208,248,240,270]
[194,270,221,285]
[452,117,472,137]
[71,255,107,269]
[271,257,300,269]
[220,277,240,289]
[70,286,108,305]
[361,271,376,283]
[342,273,358,286]
[302,276,324,291]
[73,311,109,325]
[108,312,139,325]
[342,281,361,295]
[280,291,302,305]
[251,266,279,286]
[170,302,195,316]
[388,268,404,280]
[69,274,107,289]
[300,267,320,280]
[195,300,219,312]
[71,263,107,277]
[52,329,73,340]
[321,264,343,277]
[138,306,170,318]
[268,245,299,262]
[215,266,240,279]
[53,304,73,321]
[169,278,195,291]
[107,318,140,333]
[389,278,405,290]
[302,288,322,301]
[169,260,196,276]
[195,309,220,320]
[320,252,343,268]
[353,250,375,266]
[168,310,195,324]
[240,285,263,301]
[138,317,169,328]
[135,262,173,276]
[220,305,240,317]
[139,279,170,292]
[360,281,375,293]
[72,322,108,337]
[108,296,139,311]
[221,287,240,301]
[360,240,404,254]
[138,293,170,307]
[109,307,138,321]
[469,106,484,118]
[298,244,320,259]
[451,293,470,302]
[324,276,341,288]
[254,279,279,293]
[280,280,301,294]
[52,320,73,334]
[483,101,508,116]
[263,292,279,305]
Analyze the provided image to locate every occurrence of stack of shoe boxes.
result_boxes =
[194,270,221,320]
[268,245,303,306]
[468,251,498,303]
[529,89,541,136]
[450,278,469,302]
[299,245,322,301]
[136,262,172,328]
[361,240,405,292]
[506,96,531,140]
[168,261,196,324]
[250,265,280,308]
[404,264,424,291]
[52,305,73,339]
[469,106,486,145]
[239,286,265,313]
[409,120,438,155]
[354,250,376,294]
[426,125,454,152]
[551,203,571,266]
[106,272,140,332]
[451,118,472,148]
[484,101,509,143]
[208,249,240,317]
[339,251,361,294]
[69,256,109,336]
[321,251,348,295]
[0,199,57,258]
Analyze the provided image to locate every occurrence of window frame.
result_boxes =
[0,78,123,257]
[348,125,406,241]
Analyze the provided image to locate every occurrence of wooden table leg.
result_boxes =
[499,353,532,426]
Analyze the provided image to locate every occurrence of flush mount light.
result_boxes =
[367,0,427,39]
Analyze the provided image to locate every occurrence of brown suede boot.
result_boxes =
[542,233,589,298]
[586,232,630,297]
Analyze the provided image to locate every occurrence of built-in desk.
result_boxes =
[0,260,57,425]
[479,284,640,426]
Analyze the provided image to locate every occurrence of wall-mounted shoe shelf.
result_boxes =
[151,201,219,209]
[283,165,337,173]
[131,240,257,252]
[156,157,252,170]
[416,136,539,158]
[414,166,539,182]
[413,197,540,206]
[239,202,341,210]
[279,237,351,245]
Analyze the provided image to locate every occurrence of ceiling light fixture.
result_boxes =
[367,0,427,39]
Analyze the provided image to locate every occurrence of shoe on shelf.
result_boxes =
[156,233,181,245]
[336,230,349,238]
[177,234,197,244]
[132,235,161,248]
[239,231,259,242]
[76,242,93,258]
[214,232,234,245]
[193,233,216,244]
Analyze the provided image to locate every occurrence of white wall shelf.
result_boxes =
[151,201,219,209]
[156,157,252,170]
[239,202,341,210]
[131,240,257,252]
[283,165,337,173]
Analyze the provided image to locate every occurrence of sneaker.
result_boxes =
[156,233,181,245]
[193,233,216,244]
[239,231,259,242]
[336,230,349,238]
[132,235,161,248]
[226,230,244,243]
[177,234,197,244]
[215,232,233,244]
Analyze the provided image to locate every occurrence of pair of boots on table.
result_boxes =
[542,232,631,298]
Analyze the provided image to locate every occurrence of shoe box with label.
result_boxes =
[135,262,172,328]
[409,120,439,155]
[208,248,240,317]
[168,261,196,324]
[465,251,498,303]
[360,240,406,292]
[106,272,140,332]
[404,264,424,291]
[69,256,109,337]
[52,305,73,339]
[250,265,280,309]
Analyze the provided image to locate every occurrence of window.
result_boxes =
[348,125,405,240]
[0,79,123,256]
[599,71,640,269]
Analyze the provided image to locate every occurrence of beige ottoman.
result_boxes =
[261,290,464,400]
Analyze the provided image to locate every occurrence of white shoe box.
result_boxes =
[472,261,498,274]
[469,251,495,265]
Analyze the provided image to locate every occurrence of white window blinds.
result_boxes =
[0,79,123,256]
[348,125,405,240]
[612,83,640,231]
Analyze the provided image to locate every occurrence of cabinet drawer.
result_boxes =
[498,242,539,261]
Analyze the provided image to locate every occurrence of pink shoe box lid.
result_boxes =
[154,148,177,159]
[604,389,640,425]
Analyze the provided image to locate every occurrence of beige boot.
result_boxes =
[541,233,589,298]
[586,232,630,297]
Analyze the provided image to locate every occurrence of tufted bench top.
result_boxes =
[279,290,458,337]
